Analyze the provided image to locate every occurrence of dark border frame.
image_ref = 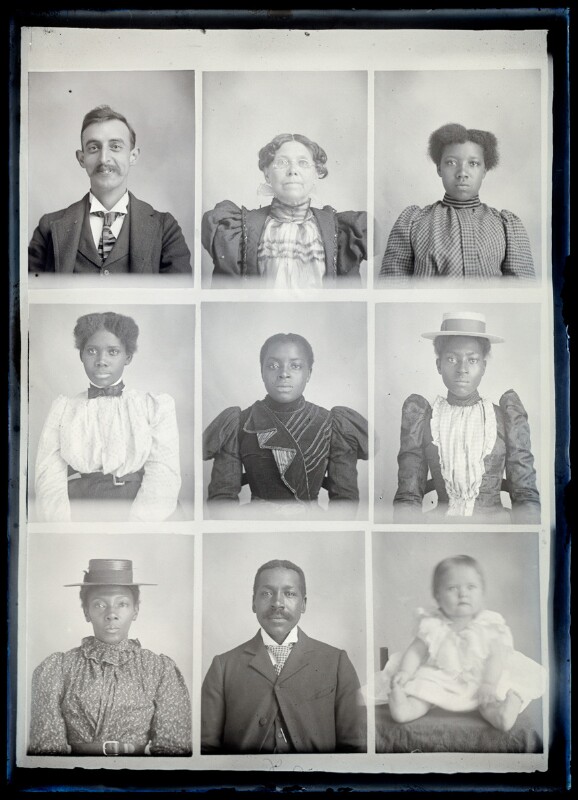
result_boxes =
[6,6,571,795]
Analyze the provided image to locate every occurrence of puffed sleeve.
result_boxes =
[413,608,447,660]
[379,205,422,280]
[475,610,515,652]
[500,210,536,279]
[130,394,181,523]
[326,407,369,504]
[335,211,367,279]
[500,390,541,523]
[200,655,226,754]
[201,200,244,278]
[34,396,71,522]
[202,407,243,503]
[28,653,69,755]
[392,394,431,522]
[149,655,192,756]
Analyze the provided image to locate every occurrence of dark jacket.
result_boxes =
[202,200,366,284]
[28,192,191,274]
[201,629,366,754]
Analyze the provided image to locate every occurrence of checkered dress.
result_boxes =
[379,195,536,280]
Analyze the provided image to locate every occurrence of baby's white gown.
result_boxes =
[371,608,545,713]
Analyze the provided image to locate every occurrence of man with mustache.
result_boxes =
[201,559,366,754]
[28,105,191,275]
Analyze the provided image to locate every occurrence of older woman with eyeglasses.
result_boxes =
[202,133,367,288]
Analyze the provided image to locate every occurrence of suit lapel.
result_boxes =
[50,195,93,273]
[244,207,270,275]
[128,193,160,274]
[277,629,313,682]
[245,632,277,683]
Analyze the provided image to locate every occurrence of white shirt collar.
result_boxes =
[89,191,129,215]
[260,625,299,647]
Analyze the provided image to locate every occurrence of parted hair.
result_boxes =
[258,133,329,179]
[259,333,314,370]
[80,584,140,612]
[253,559,307,598]
[428,123,499,170]
[432,555,486,598]
[433,335,492,359]
[81,105,137,150]
[73,312,140,357]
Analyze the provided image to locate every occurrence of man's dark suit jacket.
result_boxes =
[28,192,191,274]
[201,629,366,754]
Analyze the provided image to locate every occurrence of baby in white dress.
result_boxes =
[372,555,545,732]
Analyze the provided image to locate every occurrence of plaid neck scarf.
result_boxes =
[91,210,125,261]
[266,643,294,675]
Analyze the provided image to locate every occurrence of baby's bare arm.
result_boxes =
[392,638,428,687]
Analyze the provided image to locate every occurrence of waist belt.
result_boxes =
[67,469,144,486]
[70,740,146,756]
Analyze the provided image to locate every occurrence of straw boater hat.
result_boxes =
[64,559,156,587]
[421,311,504,343]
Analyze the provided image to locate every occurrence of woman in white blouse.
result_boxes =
[34,312,181,522]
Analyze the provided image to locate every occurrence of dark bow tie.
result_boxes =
[88,381,125,399]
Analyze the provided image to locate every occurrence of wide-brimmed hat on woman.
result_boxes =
[64,559,156,587]
[422,311,504,343]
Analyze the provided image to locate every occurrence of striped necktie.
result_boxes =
[91,211,124,261]
[266,643,293,675]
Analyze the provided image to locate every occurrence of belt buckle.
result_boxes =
[102,740,119,756]
[112,475,126,487]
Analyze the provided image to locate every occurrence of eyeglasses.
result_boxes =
[270,157,315,171]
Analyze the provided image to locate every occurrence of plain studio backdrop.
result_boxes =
[202,530,366,683]
[27,71,195,257]
[25,533,195,712]
[201,71,368,287]
[374,302,542,523]
[27,303,195,518]
[202,301,368,513]
[373,69,543,279]
[372,530,542,670]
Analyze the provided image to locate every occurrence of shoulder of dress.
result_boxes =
[498,389,527,412]
[475,609,507,627]
[402,393,431,415]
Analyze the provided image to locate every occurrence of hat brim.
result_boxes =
[422,331,504,343]
[64,582,157,587]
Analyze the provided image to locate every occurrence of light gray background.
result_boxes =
[202,301,368,515]
[202,530,366,682]
[374,70,542,279]
[372,530,542,670]
[27,71,195,257]
[202,71,367,287]
[28,303,195,519]
[26,533,194,703]
[374,302,542,522]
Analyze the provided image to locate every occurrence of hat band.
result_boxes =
[83,569,134,584]
[441,318,486,334]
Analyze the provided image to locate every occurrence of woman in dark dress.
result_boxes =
[392,311,540,523]
[202,133,367,288]
[203,333,368,516]
[379,123,536,281]
[28,559,192,756]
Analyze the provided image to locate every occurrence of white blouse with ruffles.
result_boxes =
[34,389,181,522]
[430,395,497,516]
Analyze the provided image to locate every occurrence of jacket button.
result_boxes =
[102,269,110,276]
[258,717,268,726]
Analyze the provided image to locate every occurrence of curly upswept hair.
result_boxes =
[428,123,499,170]
[259,333,314,370]
[258,133,328,179]
[73,312,140,356]
[432,555,486,598]
[80,105,136,149]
